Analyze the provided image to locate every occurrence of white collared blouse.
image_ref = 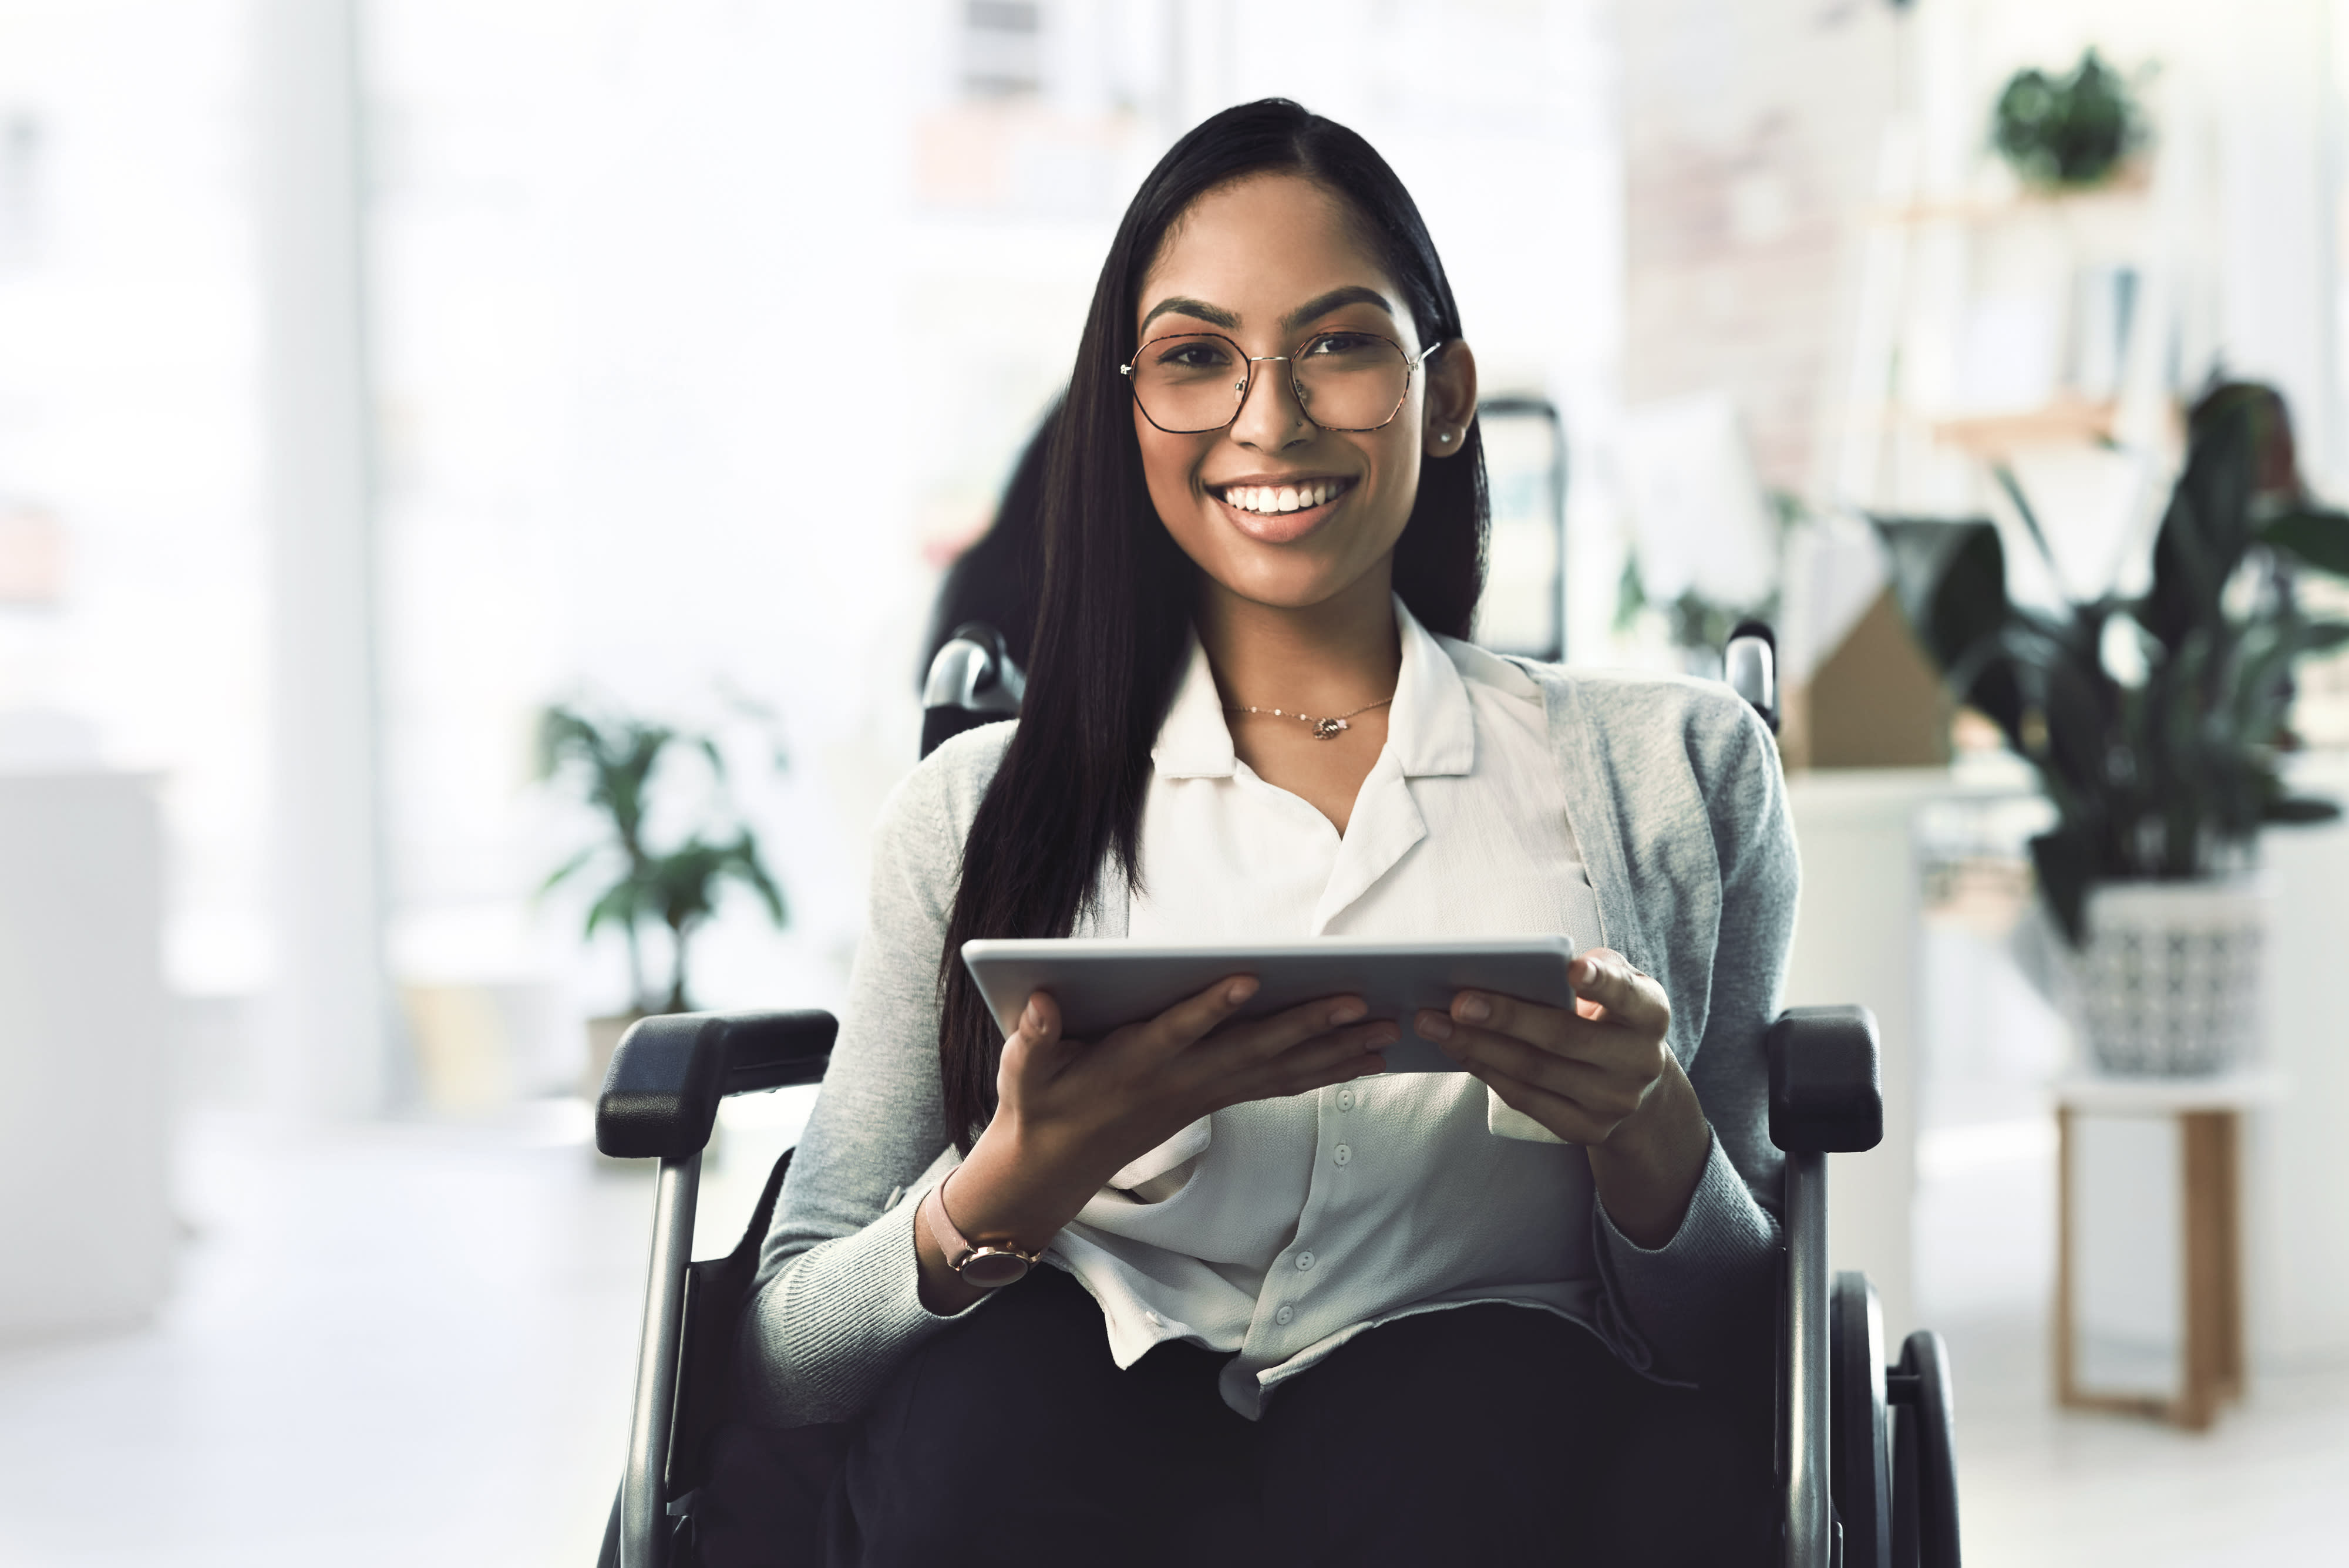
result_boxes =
[746,604,1798,1428]
[1063,598,1609,1415]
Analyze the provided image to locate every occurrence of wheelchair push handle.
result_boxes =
[595,1010,840,1160]
[1726,619,1778,733]
[922,621,1025,759]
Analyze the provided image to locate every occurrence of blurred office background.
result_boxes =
[2,1,2347,1563]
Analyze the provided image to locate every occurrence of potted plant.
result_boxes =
[1991,48,2145,191]
[1879,382,2349,1074]
[537,704,788,1091]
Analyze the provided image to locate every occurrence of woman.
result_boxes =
[740,100,1794,1566]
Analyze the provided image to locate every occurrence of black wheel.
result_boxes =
[1830,1272,1892,1568]
[1889,1329,1961,1567]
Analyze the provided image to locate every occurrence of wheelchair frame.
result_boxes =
[591,626,1961,1568]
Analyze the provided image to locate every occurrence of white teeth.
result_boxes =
[1221,481,1344,514]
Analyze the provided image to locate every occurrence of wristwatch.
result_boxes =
[921,1173,1041,1290]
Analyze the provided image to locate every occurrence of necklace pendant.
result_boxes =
[1312,716,1348,739]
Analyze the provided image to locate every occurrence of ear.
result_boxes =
[1422,339,1479,459]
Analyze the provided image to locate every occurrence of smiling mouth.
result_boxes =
[1210,477,1355,517]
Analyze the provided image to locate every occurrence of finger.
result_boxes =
[1470,1062,1617,1145]
[1220,1020,1398,1104]
[1567,949,1671,1032]
[1418,1000,1654,1080]
[998,991,1065,1086]
[1198,1011,1388,1098]
[1442,989,1574,1051]
[1200,993,1372,1069]
[1415,1002,1587,1066]
[1013,989,1062,1046]
[1136,974,1261,1056]
[1426,1018,1642,1118]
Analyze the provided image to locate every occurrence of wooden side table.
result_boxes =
[2054,1073,2284,1429]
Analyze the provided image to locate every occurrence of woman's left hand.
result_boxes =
[1415,948,1713,1247]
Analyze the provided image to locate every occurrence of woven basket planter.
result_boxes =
[2077,877,2266,1076]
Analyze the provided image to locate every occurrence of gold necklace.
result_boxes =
[1220,696,1394,740]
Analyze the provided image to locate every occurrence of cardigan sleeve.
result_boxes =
[733,726,1011,1428]
[1590,699,1797,1384]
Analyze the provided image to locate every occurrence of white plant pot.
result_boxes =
[2077,876,2266,1076]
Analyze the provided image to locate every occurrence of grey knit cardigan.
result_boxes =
[739,663,1798,1427]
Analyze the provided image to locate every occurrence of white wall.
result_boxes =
[0,0,270,1010]
[365,0,1626,1062]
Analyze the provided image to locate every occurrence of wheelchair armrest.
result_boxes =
[595,1010,838,1160]
[1766,1006,1884,1155]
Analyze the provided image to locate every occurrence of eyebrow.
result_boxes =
[1281,285,1395,333]
[1139,295,1239,332]
[1136,284,1399,338]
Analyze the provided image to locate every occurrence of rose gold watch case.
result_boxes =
[954,1246,1036,1290]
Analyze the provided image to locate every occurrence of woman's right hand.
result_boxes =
[914,978,1395,1311]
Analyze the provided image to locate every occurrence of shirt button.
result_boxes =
[1295,1250,1316,1271]
[1276,1305,1295,1325]
[1332,1143,1352,1166]
[1337,1089,1355,1111]
[1145,1310,1162,1327]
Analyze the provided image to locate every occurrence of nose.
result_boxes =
[1230,355,1313,452]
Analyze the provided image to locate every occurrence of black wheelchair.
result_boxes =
[593,624,1963,1567]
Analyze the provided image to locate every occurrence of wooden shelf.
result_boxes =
[1866,164,2152,228]
[1931,396,2118,456]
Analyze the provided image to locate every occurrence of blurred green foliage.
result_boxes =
[1877,383,2349,944]
[1992,48,2144,189]
[537,705,786,1014]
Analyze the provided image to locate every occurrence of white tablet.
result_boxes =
[960,935,1581,1075]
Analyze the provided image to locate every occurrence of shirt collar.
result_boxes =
[1151,594,1476,780]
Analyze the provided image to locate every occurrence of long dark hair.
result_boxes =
[936,99,1489,1148]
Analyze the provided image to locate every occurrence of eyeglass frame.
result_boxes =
[1118,329,1449,435]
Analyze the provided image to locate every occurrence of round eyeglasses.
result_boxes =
[1120,330,1445,435]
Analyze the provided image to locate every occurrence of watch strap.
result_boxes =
[922,1173,1039,1288]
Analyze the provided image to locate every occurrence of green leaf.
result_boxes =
[1873,516,2028,735]
[539,844,601,896]
[2298,620,2349,655]
[2261,509,2349,578]
[583,877,646,940]
[2030,829,2094,947]
[1991,465,2062,580]
[728,829,789,927]
[2265,795,2344,824]
[2145,387,2275,652]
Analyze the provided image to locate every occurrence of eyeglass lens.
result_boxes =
[1129,332,1414,434]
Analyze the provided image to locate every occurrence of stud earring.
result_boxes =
[1438,430,1455,444]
